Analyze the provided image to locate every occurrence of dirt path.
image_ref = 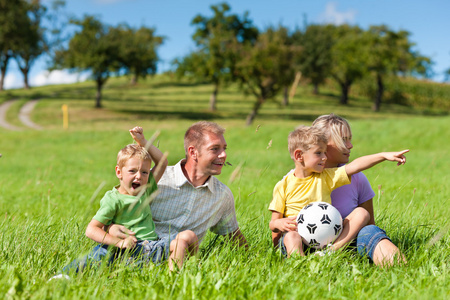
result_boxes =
[0,99,42,130]
[0,100,22,131]
[19,99,42,130]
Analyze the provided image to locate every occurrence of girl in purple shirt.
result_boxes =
[313,114,406,266]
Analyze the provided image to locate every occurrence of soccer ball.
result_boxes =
[296,202,343,249]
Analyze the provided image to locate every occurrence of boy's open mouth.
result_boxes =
[132,182,141,189]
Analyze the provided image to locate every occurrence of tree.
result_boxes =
[364,25,432,111]
[113,25,165,85]
[176,2,258,111]
[53,16,120,108]
[0,0,30,91]
[234,26,300,125]
[296,24,334,95]
[329,25,366,105]
[13,0,48,89]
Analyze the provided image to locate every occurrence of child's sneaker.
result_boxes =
[314,244,334,257]
[48,274,70,281]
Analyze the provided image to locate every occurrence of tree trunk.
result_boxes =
[373,73,383,112]
[246,97,264,126]
[131,74,137,85]
[95,78,104,108]
[282,86,288,106]
[0,55,10,91]
[20,66,30,90]
[339,81,351,105]
[313,83,319,95]
[209,84,218,111]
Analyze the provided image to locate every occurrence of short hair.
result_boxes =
[117,144,152,169]
[288,125,328,159]
[312,113,352,152]
[184,121,225,154]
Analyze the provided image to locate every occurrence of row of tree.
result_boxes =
[0,1,446,124]
[0,0,164,108]
[174,3,435,124]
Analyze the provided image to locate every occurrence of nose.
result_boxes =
[218,148,227,159]
[345,140,353,150]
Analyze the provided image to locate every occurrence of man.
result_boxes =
[110,121,247,248]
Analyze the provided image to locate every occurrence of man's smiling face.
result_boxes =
[195,132,227,177]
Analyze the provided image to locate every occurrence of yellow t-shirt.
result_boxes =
[268,167,350,217]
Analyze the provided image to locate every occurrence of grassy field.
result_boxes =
[0,76,449,299]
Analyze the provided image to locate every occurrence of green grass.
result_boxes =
[0,76,449,299]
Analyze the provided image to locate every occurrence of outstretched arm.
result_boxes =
[129,126,168,183]
[345,150,409,177]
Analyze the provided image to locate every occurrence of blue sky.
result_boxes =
[4,0,450,89]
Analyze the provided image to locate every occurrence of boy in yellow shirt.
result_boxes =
[269,126,408,257]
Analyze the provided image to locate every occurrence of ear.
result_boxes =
[115,165,122,180]
[187,145,198,161]
[294,149,303,162]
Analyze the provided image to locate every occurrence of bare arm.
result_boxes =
[129,126,168,183]
[359,199,375,225]
[269,211,297,233]
[86,219,137,249]
[345,150,409,177]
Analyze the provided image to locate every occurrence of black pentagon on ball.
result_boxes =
[304,204,313,210]
[318,203,328,210]
[306,223,317,234]
[309,239,320,247]
[334,224,342,235]
[320,214,332,224]
[297,214,304,224]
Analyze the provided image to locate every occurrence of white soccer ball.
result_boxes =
[296,202,343,249]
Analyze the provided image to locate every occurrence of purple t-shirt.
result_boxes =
[331,171,375,219]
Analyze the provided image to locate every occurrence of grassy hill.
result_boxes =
[0,75,449,299]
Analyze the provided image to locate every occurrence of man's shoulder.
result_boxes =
[209,176,233,196]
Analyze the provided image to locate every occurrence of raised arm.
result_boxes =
[345,149,409,177]
[129,126,168,183]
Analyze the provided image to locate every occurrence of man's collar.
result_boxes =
[174,159,216,193]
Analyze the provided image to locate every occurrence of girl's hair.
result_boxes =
[288,125,328,159]
[312,113,352,151]
[184,121,225,153]
[117,144,152,168]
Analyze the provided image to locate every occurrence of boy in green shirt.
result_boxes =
[59,127,198,276]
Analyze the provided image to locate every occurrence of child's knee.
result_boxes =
[177,230,198,245]
[284,231,302,244]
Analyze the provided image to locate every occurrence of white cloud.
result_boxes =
[319,2,356,25]
[30,70,90,87]
[4,73,23,90]
[3,69,90,90]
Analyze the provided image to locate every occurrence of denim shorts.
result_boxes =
[63,238,171,273]
[356,225,391,261]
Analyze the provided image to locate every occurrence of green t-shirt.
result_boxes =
[93,174,158,241]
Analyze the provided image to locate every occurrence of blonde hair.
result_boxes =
[288,125,328,159]
[312,113,352,151]
[117,144,152,169]
[184,121,225,154]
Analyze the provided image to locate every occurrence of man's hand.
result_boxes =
[108,224,136,239]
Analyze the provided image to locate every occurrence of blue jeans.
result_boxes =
[356,225,391,261]
[62,239,170,274]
